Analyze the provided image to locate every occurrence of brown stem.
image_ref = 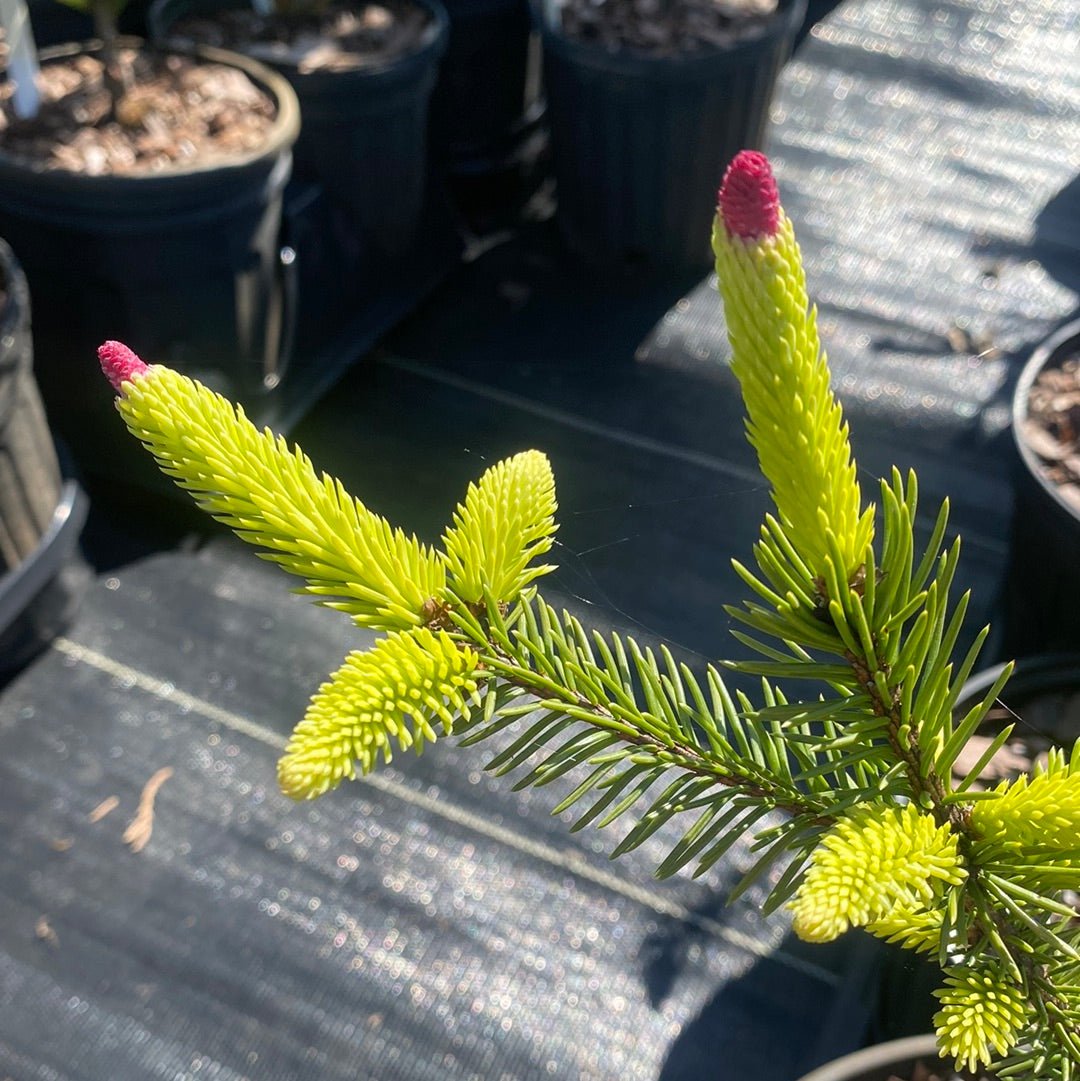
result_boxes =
[843,645,968,833]
[93,1,125,116]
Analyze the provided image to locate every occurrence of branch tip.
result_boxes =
[718,150,781,240]
[98,340,149,394]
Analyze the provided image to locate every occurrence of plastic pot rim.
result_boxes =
[0,38,301,191]
[531,0,806,78]
[1011,316,1080,530]
[956,652,1080,711]
[0,479,89,639]
[148,0,450,83]
[796,1034,943,1081]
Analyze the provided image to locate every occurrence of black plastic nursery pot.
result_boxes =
[151,0,450,262]
[0,239,62,573]
[0,40,300,476]
[0,479,90,678]
[0,240,90,675]
[28,0,153,46]
[1005,318,1080,655]
[429,0,540,172]
[533,0,805,273]
[27,0,93,47]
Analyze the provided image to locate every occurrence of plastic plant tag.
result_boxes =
[0,0,40,119]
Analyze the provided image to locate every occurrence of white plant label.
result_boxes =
[0,0,41,119]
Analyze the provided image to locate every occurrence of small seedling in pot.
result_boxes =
[54,0,134,111]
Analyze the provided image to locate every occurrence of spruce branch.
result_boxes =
[788,803,965,943]
[103,344,445,631]
[443,594,841,887]
[98,152,1080,1080]
[934,964,1033,1073]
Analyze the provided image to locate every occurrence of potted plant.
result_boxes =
[0,238,90,675]
[149,0,449,265]
[1004,318,1080,655]
[533,0,806,272]
[0,0,300,478]
[97,151,1080,1079]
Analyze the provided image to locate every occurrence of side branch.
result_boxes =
[474,631,833,824]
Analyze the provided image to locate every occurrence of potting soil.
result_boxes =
[0,49,277,175]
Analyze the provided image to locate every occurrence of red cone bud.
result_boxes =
[98,341,149,394]
[718,151,780,240]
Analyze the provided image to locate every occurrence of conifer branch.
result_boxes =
[99,152,1080,1080]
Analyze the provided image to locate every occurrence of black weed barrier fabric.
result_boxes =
[0,548,870,1081]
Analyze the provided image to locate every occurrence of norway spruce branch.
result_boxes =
[712,173,996,840]
[99,150,1080,1079]
[712,152,1080,1075]
[450,592,834,826]
[439,592,841,891]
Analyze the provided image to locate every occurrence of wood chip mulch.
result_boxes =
[167,0,431,74]
[0,47,278,176]
[557,0,780,56]
[1022,353,1080,514]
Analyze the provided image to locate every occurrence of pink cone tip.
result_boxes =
[98,341,149,393]
[718,151,780,240]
